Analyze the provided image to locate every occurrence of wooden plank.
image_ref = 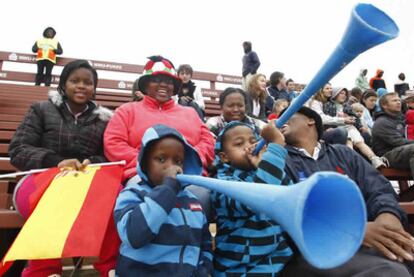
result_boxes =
[0,210,24,228]
[0,181,10,193]
[400,202,414,214]
[381,168,412,180]
[0,107,28,115]
[0,122,19,130]
[0,194,12,209]
[0,114,24,122]
[0,131,14,140]
[0,144,9,154]
[0,159,16,171]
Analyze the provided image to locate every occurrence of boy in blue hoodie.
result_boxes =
[212,121,293,276]
[114,124,213,277]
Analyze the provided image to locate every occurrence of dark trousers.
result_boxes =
[322,127,348,145]
[384,144,414,178]
[280,247,412,277]
[35,60,54,86]
[178,99,205,122]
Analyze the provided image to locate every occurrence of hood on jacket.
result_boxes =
[43,27,56,38]
[359,69,367,76]
[375,69,384,77]
[137,124,202,182]
[47,90,113,122]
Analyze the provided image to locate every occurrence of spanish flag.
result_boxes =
[0,164,123,275]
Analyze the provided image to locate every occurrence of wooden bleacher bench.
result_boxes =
[380,168,414,203]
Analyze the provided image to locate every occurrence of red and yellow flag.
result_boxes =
[0,164,123,275]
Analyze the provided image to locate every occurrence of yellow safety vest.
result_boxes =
[36,38,59,63]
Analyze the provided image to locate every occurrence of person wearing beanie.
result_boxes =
[104,55,215,185]
[32,27,63,86]
[323,87,386,169]
[306,83,350,145]
[280,108,412,276]
[369,69,387,91]
[9,60,119,277]
[375,87,389,113]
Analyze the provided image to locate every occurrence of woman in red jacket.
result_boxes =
[104,56,215,184]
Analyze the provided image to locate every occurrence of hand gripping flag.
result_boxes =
[0,163,123,275]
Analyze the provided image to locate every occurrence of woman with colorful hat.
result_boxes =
[104,56,215,185]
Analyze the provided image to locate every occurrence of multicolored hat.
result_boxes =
[137,55,182,94]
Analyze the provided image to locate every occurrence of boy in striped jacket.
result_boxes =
[212,121,292,276]
[114,124,213,276]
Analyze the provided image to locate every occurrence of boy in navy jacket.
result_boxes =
[114,124,213,276]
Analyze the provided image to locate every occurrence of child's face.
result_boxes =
[353,108,363,118]
[220,126,258,171]
[406,100,414,109]
[178,71,192,84]
[287,82,295,92]
[144,137,185,186]
[275,101,289,114]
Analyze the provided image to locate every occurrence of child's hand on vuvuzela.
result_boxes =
[246,142,266,169]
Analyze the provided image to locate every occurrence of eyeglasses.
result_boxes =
[149,75,174,85]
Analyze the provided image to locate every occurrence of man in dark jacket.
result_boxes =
[372,92,414,178]
[278,107,413,276]
[241,41,260,90]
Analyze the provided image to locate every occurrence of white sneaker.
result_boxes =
[371,156,387,169]
[108,269,115,277]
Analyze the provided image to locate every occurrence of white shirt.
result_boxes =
[293,142,322,160]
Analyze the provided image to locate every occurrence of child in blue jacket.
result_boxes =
[212,121,293,276]
[114,124,213,276]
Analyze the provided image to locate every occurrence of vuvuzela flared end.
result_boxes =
[295,172,367,269]
[341,3,399,55]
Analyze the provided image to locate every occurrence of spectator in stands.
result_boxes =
[372,92,414,177]
[404,91,414,140]
[348,87,364,105]
[395,72,410,97]
[375,87,389,112]
[131,78,144,101]
[245,73,267,121]
[265,71,291,116]
[306,83,350,145]
[360,89,378,131]
[268,98,289,120]
[175,64,205,121]
[369,69,387,91]
[104,55,214,185]
[9,60,118,277]
[352,102,371,135]
[114,124,213,276]
[241,41,260,90]
[323,87,386,168]
[206,87,265,136]
[32,27,63,87]
[212,121,292,275]
[286,78,299,99]
[279,107,413,276]
[355,68,370,91]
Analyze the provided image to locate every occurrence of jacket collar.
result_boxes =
[48,90,113,122]
[286,142,327,159]
[143,95,176,110]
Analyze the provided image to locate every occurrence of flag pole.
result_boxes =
[0,160,126,179]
